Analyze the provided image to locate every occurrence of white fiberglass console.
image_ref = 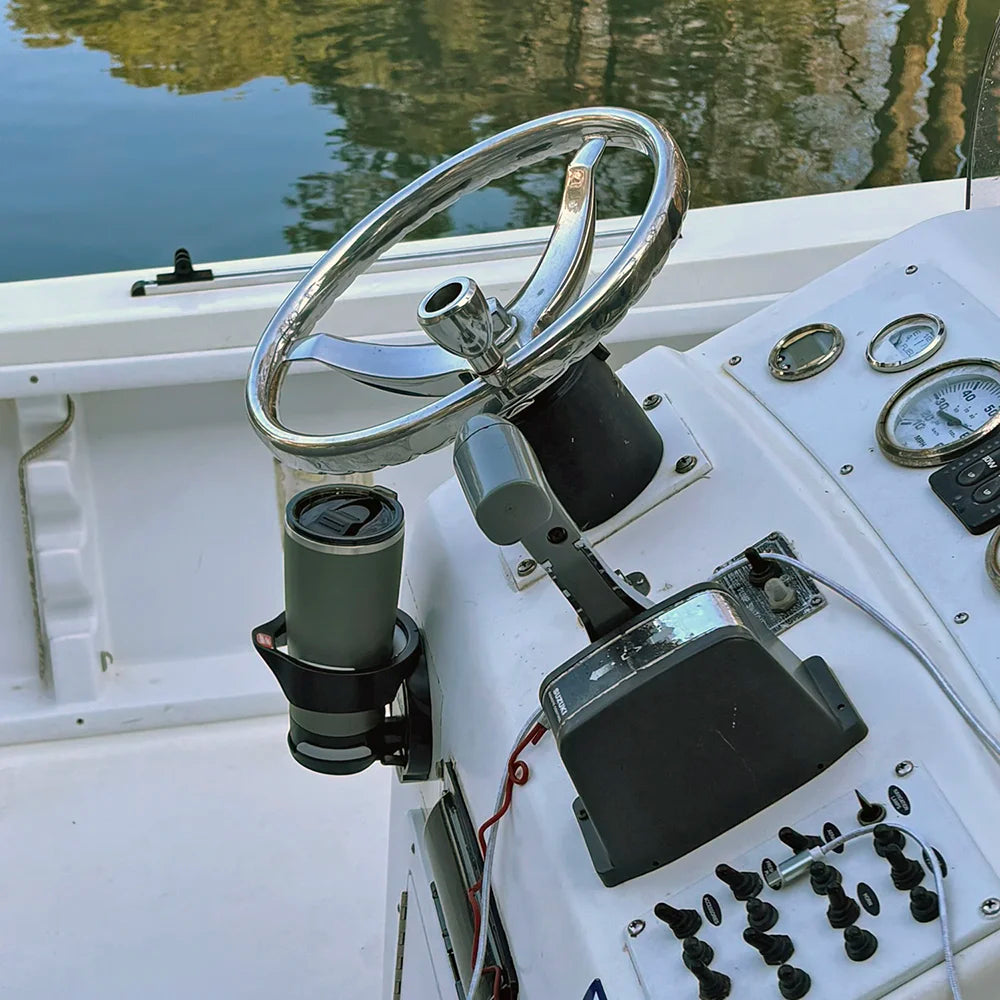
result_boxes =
[385,204,1000,1000]
[240,87,1000,1000]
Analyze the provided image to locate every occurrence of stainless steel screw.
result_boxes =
[642,393,662,411]
[840,464,854,475]
[728,355,742,366]
[981,898,1000,918]
[895,760,914,777]
[675,455,698,474]
[627,919,646,937]
[954,612,969,624]
[516,558,537,577]
[905,265,918,275]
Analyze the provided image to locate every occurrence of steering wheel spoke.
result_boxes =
[506,137,605,343]
[285,333,471,398]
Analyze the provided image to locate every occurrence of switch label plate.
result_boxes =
[626,763,1000,1000]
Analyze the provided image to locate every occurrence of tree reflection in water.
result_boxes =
[7,0,997,253]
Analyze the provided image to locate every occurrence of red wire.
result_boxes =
[483,965,503,1000]
[467,722,547,975]
[477,723,547,857]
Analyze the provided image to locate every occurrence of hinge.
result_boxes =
[392,890,408,1000]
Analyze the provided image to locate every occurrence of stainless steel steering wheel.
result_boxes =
[246,107,689,473]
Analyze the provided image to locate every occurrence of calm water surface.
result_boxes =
[0,0,993,282]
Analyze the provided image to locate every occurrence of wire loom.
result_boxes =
[466,721,547,997]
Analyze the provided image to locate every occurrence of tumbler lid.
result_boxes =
[286,485,403,547]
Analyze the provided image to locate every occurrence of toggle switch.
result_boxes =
[909,887,940,923]
[654,902,702,939]
[687,961,731,1000]
[746,897,779,932]
[743,928,795,966]
[809,861,842,895]
[825,884,861,929]
[716,863,763,901]
[779,827,824,852]
[844,926,878,962]
[777,964,812,999]
[682,936,715,971]
[872,823,905,858]
[885,845,925,891]
[855,790,887,825]
[745,548,783,588]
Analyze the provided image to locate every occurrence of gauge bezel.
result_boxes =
[988,529,1000,594]
[876,358,1000,467]
[866,313,946,373]
[768,323,844,381]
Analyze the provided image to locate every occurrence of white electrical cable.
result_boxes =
[465,708,546,1000]
[717,552,1000,761]
[710,551,1000,1000]
[813,823,960,1000]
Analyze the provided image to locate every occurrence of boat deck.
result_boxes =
[0,716,388,999]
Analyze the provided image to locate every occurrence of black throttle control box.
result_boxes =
[539,583,866,887]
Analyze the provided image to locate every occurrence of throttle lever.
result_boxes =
[453,414,651,640]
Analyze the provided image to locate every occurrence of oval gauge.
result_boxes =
[876,359,1000,467]
[866,313,946,373]
[988,528,1000,594]
[768,323,844,381]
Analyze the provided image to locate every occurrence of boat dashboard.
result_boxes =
[237,96,1000,1000]
[390,205,1000,1000]
[717,207,1000,710]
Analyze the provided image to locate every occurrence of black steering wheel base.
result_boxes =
[511,346,663,530]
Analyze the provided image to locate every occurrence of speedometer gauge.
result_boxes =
[866,313,945,372]
[876,359,1000,467]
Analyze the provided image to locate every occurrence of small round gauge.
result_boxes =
[866,313,946,372]
[876,358,1000,467]
[988,529,1000,594]
[768,323,844,381]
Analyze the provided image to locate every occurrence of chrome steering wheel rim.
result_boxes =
[246,107,688,474]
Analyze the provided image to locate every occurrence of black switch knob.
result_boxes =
[778,826,824,852]
[688,961,731,1000]
[715,863,763,901]
[873,823,906,858]
[682,936,715,971]
[745,547,782,588]
[844,926,878,962]
[746,897,779,932]
[777,964,812,999]
[885,845,925,891]
[854,790,887,825]
[654,902,702,939]
[825,884,861,929]
[809,861,842,895]
[743,927,794,966]
[910,887,940,923]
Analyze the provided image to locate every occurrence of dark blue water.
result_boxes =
[0,0,992,282]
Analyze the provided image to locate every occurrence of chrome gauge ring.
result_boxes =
[988,528,1000,594]
[876,358,1000,467]
[246,107,689,473]
[768,323,844,381]
[866,313,946,373]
